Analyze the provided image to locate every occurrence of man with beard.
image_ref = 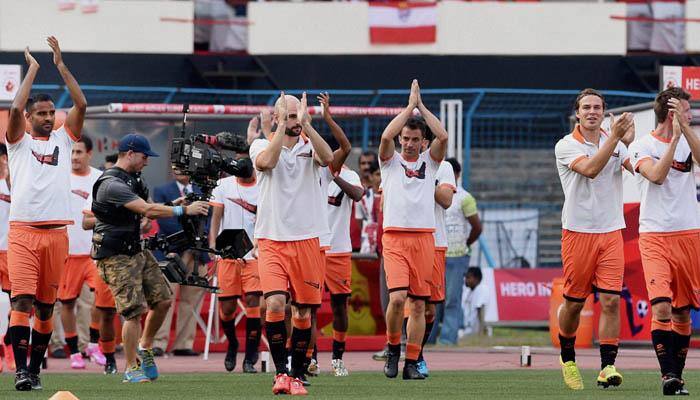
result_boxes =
[249,92,333,395]
[4,37,87,391]
[554,88,634,390]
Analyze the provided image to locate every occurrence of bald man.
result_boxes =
[249,92,334,395]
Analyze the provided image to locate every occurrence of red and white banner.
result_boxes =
[492,269,562,321]
[106,103,410,117]
[662,66,700,99]
[368,2,437,45]
[0,65,21,102]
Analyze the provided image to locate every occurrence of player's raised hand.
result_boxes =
[24,47,39,69]
[317,92,331,120]
[408,79,421,108]
[667,97,690,127]
[247,116,259,143]
[47,36,63,66]
[673,111,683,141]
[185,201,210,216]
[275,91,288,122]
[260,108,272,138]
[610,112,633,140]
[298,91,311,124]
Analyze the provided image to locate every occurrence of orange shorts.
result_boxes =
[217,258,262,299]
[429,248,447,303]
[8,225,69,304]
[561,229,624,302]
[639,231,700,309]
[93,271,116,309]
[325,253,352,295]
[0,251,9,293]
[58,255,100,301]
[382,231,434,299]
[258,238,325,306]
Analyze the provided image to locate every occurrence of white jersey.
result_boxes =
[629,132,700,233]
[249,137,329,241]
[0,179,11,251]
[7,126,76,225]
[318,167,334,249]
[380,150,441,232]
[326,167,362,254]
[68,167,102,255]
[555,127,629,233]
[211,176,259,259]
[433,161,457,249]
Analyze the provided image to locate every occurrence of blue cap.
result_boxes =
[118,134,159,157]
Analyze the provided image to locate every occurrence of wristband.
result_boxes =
[173,206,184,217]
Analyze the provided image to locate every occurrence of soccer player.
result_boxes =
[209,150,262,374]
[379,80,448,380]
[554,88,634,390]
[316,93,364,376]
[250,92,333,395]
[4,37,87,391]
[629,87,700,396]
[81,195,119,374]
[418,143,456,377]
[58,136,107,369]
[0,144,12,372]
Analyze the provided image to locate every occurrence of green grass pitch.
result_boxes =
[0,370,689,399]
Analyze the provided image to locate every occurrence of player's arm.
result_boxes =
[637,116,682,185]
[47,36,86,139]
[334,174,364,202]
[415,85,448,162]
[466,214,482,247]
[296,92,333,167]
[82,212,96,230]
[669,97,700,160]
[435,185,453,210]
[123,198,209,219]
[571,113,633,179]
[7,48,39,144]
[318,92,351,172]
[255,92,288,171]
[208,205,223,250]
[379,80,420,161]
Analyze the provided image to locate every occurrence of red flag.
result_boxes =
[369,2,437,45]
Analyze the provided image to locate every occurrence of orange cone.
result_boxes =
[49,391,80,400]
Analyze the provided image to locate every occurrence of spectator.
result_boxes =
[151,167,208,356]
[432,157,482,345]
[102,153,118,170]
[461,267,489,337]
[208,0,248,52]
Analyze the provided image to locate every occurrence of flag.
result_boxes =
[81,0,98,14]
[369,2,437,45]
[57,0,76,11]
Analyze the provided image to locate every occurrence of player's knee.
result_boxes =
[34,302,55,320]
[219,301,236,317]
[388,293,407,310]
[652,301,672,321]
[599,295,620,315]
[408,299,425,316]
[11,296,33,313]
[245,294,260,308]
[562,299,585,315]
[292,306,311,320]
[265,296,286,314]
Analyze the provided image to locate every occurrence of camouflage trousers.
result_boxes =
[96,250,171,320]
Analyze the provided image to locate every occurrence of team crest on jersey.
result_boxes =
[228,197,257,214]
[401,162,426,179]
[328,191,345,207]
[32,146,59,166]
[71,189,90,200]
[0,194,10,203]
[297,150,313,158]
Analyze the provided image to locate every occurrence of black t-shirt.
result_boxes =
[94,176,140,236]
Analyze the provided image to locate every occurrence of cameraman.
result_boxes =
[91,134,209,383]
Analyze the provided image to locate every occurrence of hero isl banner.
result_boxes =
[662,66,700,99]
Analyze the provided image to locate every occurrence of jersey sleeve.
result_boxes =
[555,139,587,170]
[380,151,399,168]
[629,139,654,173]
[249,138,270,171]
[436,162,457,192]
[6,132,29,149]
[461,192,478,218]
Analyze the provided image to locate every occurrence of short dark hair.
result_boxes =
[105,153,118,163]
[0,143,7,157]
[26,93,54,113]
[77,134,93,152]
[654,86,691,123]
[573,88,606,116]
[359,150,377,163]
[466,267,482,281]
[403,116,428,138]
[446,157,461,176]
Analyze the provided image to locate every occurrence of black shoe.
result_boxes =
[51,348,67,359]
[173,349,200,356]
[402,362,425,380]
[243,360,257,373]
[384,350,400,378]
[14,369,31,391]
[663,373,683,395]
[104,360,118,375]
[676,379,690,396]
[152,347,165,357]
[291,369,311,387]
[224,351,236,372]
[28,372,42,390]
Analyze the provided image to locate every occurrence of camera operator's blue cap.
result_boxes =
[118,134,159,157]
